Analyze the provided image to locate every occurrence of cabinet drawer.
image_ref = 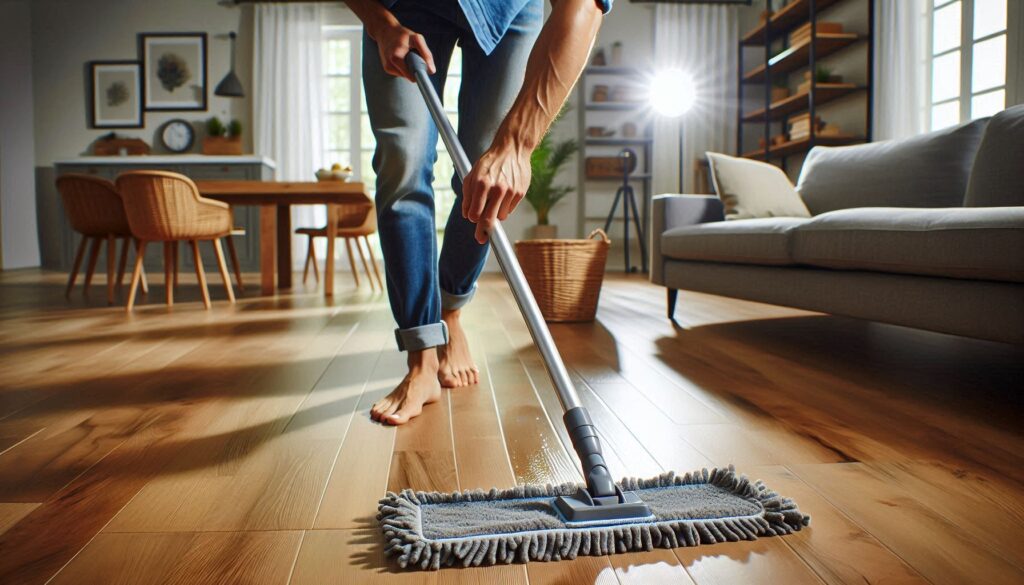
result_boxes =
[184,165,252,180]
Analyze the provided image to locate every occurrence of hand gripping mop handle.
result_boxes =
[406,52,618,501]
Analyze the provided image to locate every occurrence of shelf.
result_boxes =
[743,33,861,84]
[585,66,645,76]
[585,102,646,111]
[742,135,864,159]
[584,137,653,146]
[741,0,845,46]
[742,83,863,122]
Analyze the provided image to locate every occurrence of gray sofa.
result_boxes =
[651,105,1024,344]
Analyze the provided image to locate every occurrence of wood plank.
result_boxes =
[675,538,826,585]
[290,528,438,585]
[313,347,403,529]
[609,549,696,585]
[0,287,366,583]
[0,502,38,536]
[751,465,927,585]
[793,462,1024,585]
[527,556,621,584]
[49,531,303,585]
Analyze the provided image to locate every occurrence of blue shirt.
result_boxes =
[383,1,613,56]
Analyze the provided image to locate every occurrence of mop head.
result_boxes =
[377,466,810,570]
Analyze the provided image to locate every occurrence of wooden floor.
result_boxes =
[0,268,1022,585]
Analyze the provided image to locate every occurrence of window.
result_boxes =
[929,0,1008,130]
[321,28,463,234]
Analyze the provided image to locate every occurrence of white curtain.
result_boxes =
[874,0,929,140]
[253,3,325,264]
[652,4,739,194]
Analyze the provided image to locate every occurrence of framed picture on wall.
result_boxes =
[89,61,143,128]
[139,32,207,111]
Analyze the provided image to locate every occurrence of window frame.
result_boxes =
[322,26,365,182]
[928,0,1010,129]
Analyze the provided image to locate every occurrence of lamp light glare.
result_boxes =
[650,69,695,118]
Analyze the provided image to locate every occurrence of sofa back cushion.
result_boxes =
[796,118,989,215]
[706,152,811,220]
[964,105,1024,207]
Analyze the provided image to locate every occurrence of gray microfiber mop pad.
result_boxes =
[377,466,811,570]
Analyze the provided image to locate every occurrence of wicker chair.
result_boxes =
[116,171,238,311]
[56,174,148,304]
[296,203,383,290]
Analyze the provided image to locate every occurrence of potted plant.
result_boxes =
[202,116,243,155]
[525,114,577,239]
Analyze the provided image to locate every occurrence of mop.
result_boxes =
[377,53,810,570]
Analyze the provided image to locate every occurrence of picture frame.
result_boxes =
[89,61,143,129]
[139,32,207,111]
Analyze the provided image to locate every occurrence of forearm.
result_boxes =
[493,0,603,154]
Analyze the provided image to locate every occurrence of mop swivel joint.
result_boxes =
[555,407,654,524]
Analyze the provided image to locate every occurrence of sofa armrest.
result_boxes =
[650,194,724,285]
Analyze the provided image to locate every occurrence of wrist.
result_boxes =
[364,12,400,41]
[491,127,537,156]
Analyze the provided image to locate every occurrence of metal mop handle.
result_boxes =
[406,52,620,501]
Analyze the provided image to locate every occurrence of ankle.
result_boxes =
[407,348,439,373]
[442,308,462,326]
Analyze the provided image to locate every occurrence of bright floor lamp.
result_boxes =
[650,69,696,192]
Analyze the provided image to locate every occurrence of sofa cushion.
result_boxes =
[796,118,990,215]
[661,217,807,265]
[705,152,811,220]
[791,207,1024,283]
[965,105,1024,207]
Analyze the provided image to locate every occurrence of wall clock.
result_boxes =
[159,119,195,153]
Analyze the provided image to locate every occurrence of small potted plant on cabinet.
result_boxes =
[202,116,243,155]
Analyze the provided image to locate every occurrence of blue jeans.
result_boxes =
[363,1,542,351]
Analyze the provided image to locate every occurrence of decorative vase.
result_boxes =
[529,224,558,240]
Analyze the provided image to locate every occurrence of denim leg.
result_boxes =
[437,1,543,311]
[363,30,457,351]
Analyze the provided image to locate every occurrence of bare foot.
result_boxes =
[370,349,442,425]
[438,309,479,388]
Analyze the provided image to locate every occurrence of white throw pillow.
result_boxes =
[706,152,811,220]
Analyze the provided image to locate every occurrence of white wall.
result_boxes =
[31,0,253,165]
[1,0,40,269]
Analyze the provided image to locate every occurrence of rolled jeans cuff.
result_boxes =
[395,321,449,352]
[441,285,476,311]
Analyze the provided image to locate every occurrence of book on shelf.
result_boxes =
[789,21,844,46]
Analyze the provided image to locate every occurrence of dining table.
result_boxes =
[195,180,371,297]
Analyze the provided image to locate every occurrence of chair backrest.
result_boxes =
[55,174,132,237]
[336,203,376,232]
[115,170,228,241]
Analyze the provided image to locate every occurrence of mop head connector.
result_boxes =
[377,466,810,570]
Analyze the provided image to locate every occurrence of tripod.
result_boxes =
[603,148,646,273]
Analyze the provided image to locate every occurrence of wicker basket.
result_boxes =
[514,229,611,322]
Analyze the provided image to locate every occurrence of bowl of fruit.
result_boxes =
[316,163,353,182]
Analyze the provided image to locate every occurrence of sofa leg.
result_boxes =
[667,288,678,321]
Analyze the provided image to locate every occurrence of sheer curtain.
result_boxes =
[253,3,325,264]
[652,4,739,194]
[874,0,929,140]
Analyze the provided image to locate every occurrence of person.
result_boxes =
[345,0,609,425]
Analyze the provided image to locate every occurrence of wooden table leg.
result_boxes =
[277,204,292,289]
[260,204,277,296]
[325,203,338,297]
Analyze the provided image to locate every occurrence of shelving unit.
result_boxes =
[577,66,652,272]
[738,0,873,170]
